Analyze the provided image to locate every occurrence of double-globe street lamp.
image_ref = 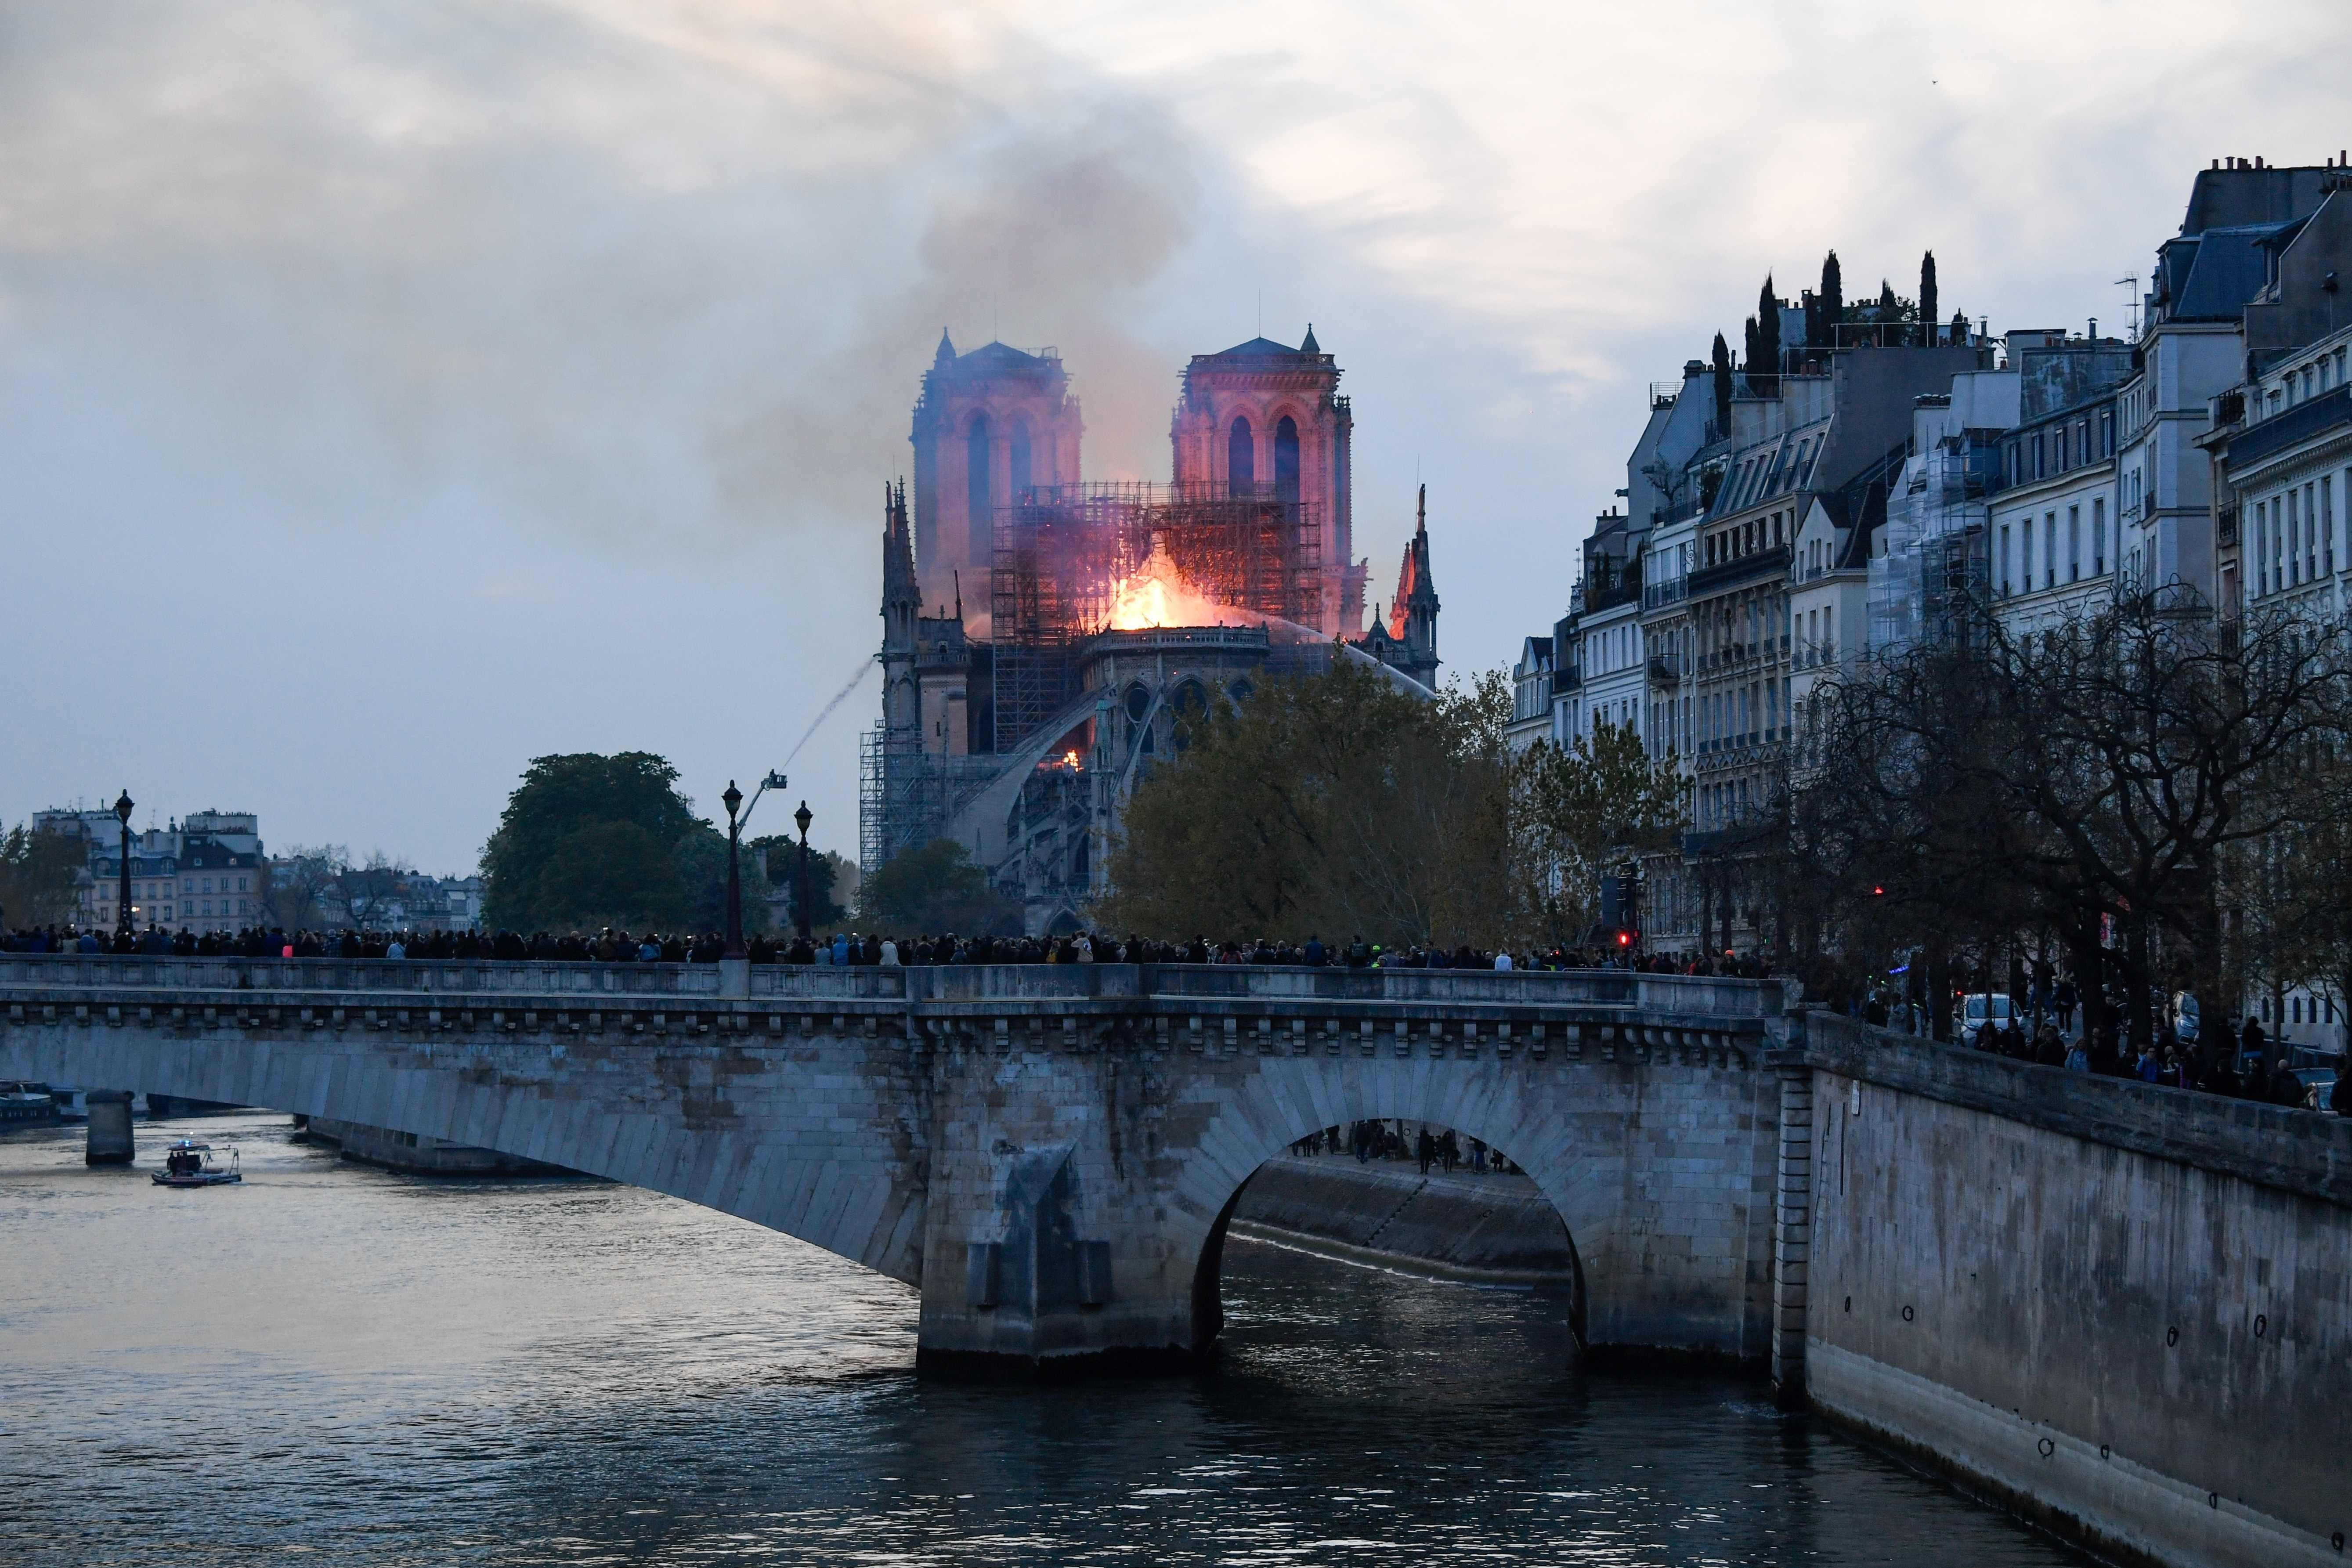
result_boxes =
[720,770,789,961]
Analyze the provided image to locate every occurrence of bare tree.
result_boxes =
[264,844,350,930]
[339,851,417,932]
[1807,587,2351,1045]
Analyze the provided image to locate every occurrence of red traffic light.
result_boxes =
[1617,931,1632,947]
[1872,885,1885,896]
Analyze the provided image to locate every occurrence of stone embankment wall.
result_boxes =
[303,1116,575,1176]
[1228,1155,1579,1285]
[1798,1011,2352,1568]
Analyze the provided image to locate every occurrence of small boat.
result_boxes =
[0,1081,59,1126]
[152,1139,242,1187]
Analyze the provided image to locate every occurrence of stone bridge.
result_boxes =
[0,956,1796,1373]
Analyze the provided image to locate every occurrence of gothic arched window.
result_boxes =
[1273,416,1300,503]
[1171,680,1209,748]
[967,413,993,531]
[1009,416,1033,499]
[1228,416,1254,495]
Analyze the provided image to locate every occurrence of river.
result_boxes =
[0,1112,2090,1566]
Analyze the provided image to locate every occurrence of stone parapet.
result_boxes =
[1798,1006,2352,1566]
[1801,1008,2352,1207]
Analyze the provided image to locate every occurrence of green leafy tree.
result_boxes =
[0,823,85,929]
[481,752,762,932]
[1512,719,1687,941]
[1098,659,1530,947]
[860,839,1018,935]
[752,835,849,931]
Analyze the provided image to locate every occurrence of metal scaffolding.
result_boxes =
[989,482,1324,752]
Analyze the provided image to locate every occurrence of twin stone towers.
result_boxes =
[867,330,1442,934]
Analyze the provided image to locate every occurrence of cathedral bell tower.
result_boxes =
[908,332,1082,622]
[1167,326,1362,636]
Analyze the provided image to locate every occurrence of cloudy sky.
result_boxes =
[6,0,2348,873]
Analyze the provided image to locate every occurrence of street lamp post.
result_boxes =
[722,780,745,961]
[716,770,786,996]
[794,801,814,941]
[114,790,134,943]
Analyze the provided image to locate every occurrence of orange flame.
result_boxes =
[1104,536,1232,630]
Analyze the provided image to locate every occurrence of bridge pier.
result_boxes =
[84,1090,135,1166]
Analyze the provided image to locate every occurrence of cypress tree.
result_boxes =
[1919,251,1939,344]
[1820,250,1844,348]
[1711,332,1733,439]
[1754,275,1781,395]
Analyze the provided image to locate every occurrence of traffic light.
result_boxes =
[1598,872,1640,952]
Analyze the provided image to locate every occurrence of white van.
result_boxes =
[1959,994,2014,1038]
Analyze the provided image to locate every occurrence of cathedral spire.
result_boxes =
[933,328,957,367]
[1301,322,1320,354]
[883,480,920,629]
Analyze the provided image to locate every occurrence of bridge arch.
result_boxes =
[4,961,1790,1373]
[1173,1062,1628,1358]
[0,1003,931,1291]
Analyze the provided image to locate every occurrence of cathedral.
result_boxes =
[863,329,1441,934]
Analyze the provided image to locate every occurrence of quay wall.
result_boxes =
[304,1115,577,1177]
[1797,1011,2352,1568]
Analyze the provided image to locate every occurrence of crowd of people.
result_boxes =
[0,921,1776,975]
[10,918,2342,1113]
[1843,974,2350,1114]
[1288,1120,1521,1176]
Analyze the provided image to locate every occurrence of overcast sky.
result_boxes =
[6,1,2348,874]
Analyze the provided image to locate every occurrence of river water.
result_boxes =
[0,1112,2088,1567]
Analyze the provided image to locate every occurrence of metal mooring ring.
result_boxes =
[2254,1313,2267,1339]
[1900,1304,1915,1322]
[2209,1493,2219,1510]
[2037,1438,2055,1459]
[2328,1529,2342,1551]
[2099,1445,2110,1461]
[2166,1326,2179,1347]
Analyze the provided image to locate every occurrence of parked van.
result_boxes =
[1958,994,2014,1038]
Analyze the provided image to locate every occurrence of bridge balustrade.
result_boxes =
[0,953,1784,1022]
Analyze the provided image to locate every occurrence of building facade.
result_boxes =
[1519,154,2352,1041]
